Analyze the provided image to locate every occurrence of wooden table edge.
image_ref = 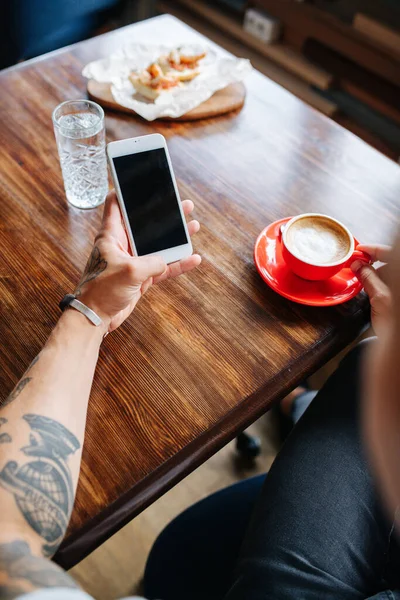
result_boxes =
[55,304,369,569]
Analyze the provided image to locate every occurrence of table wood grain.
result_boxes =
[1,14,399,569]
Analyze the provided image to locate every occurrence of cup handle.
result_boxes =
[345,249,372,268]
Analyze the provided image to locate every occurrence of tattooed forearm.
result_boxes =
[0,540,77,599]
[1,355,40,408]
[75,245,107,297]
[0,414,80,556]
[0,418,12,444]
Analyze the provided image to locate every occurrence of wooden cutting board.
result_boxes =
[87,80,246,121]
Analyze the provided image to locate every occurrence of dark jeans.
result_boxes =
[144,340,400,599]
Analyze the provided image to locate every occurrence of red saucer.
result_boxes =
[254,217,363,307]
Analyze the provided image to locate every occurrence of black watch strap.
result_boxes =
[59,294,76,312]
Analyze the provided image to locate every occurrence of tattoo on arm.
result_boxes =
[0,414,80,556]
[75,245,107,297]
[0,418,12,444]
[0,540,77,599]
[2,355,40,409]
[26,356,40,373]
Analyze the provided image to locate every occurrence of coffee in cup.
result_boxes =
[285,215,351,265]
[281,213,371,281]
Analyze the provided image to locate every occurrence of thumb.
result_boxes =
[128,255,167,283]
[351,260,392,336]
[101,191,122,235]
[351,260,390,304]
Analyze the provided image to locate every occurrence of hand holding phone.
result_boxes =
[76,190,201,332]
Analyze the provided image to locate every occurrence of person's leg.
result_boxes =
[226,339,400,600]
[144,474,266,600]
[144,340,400,600]
[290,390,317,423]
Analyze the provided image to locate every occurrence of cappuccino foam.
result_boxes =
[286,216,350,265]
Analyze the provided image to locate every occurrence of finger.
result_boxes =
[99,191,130,252]
[351,261,390,301]
[187,220,200,236]
[127,255,167,283]
[141,276,153,295]
[356,244,392,264]
[182,199,194,216]
[101,191,122,232]
[376,263,390,286]
[153,254,201,284]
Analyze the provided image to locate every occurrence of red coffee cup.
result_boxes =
[281,213,371,281]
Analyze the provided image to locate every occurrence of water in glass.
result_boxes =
[53,101,108,209]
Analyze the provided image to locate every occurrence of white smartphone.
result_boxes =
[107,134,192,264]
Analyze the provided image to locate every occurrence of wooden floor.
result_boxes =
[71,414,279,598]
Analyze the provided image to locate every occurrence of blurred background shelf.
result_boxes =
[353,13,400,57]
[253,0,400,86]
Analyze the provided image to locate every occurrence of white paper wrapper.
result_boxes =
[82,44,252,121]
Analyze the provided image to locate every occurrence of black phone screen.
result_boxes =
[113,148,188,256]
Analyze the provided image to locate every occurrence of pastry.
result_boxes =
[129,63,181,100]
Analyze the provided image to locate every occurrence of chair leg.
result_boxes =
[236,431,261,459]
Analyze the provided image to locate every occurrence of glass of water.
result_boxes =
[52,100,108,209]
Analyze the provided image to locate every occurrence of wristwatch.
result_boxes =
[59,294,103,327]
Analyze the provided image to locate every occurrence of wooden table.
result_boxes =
[1,14,399,569]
